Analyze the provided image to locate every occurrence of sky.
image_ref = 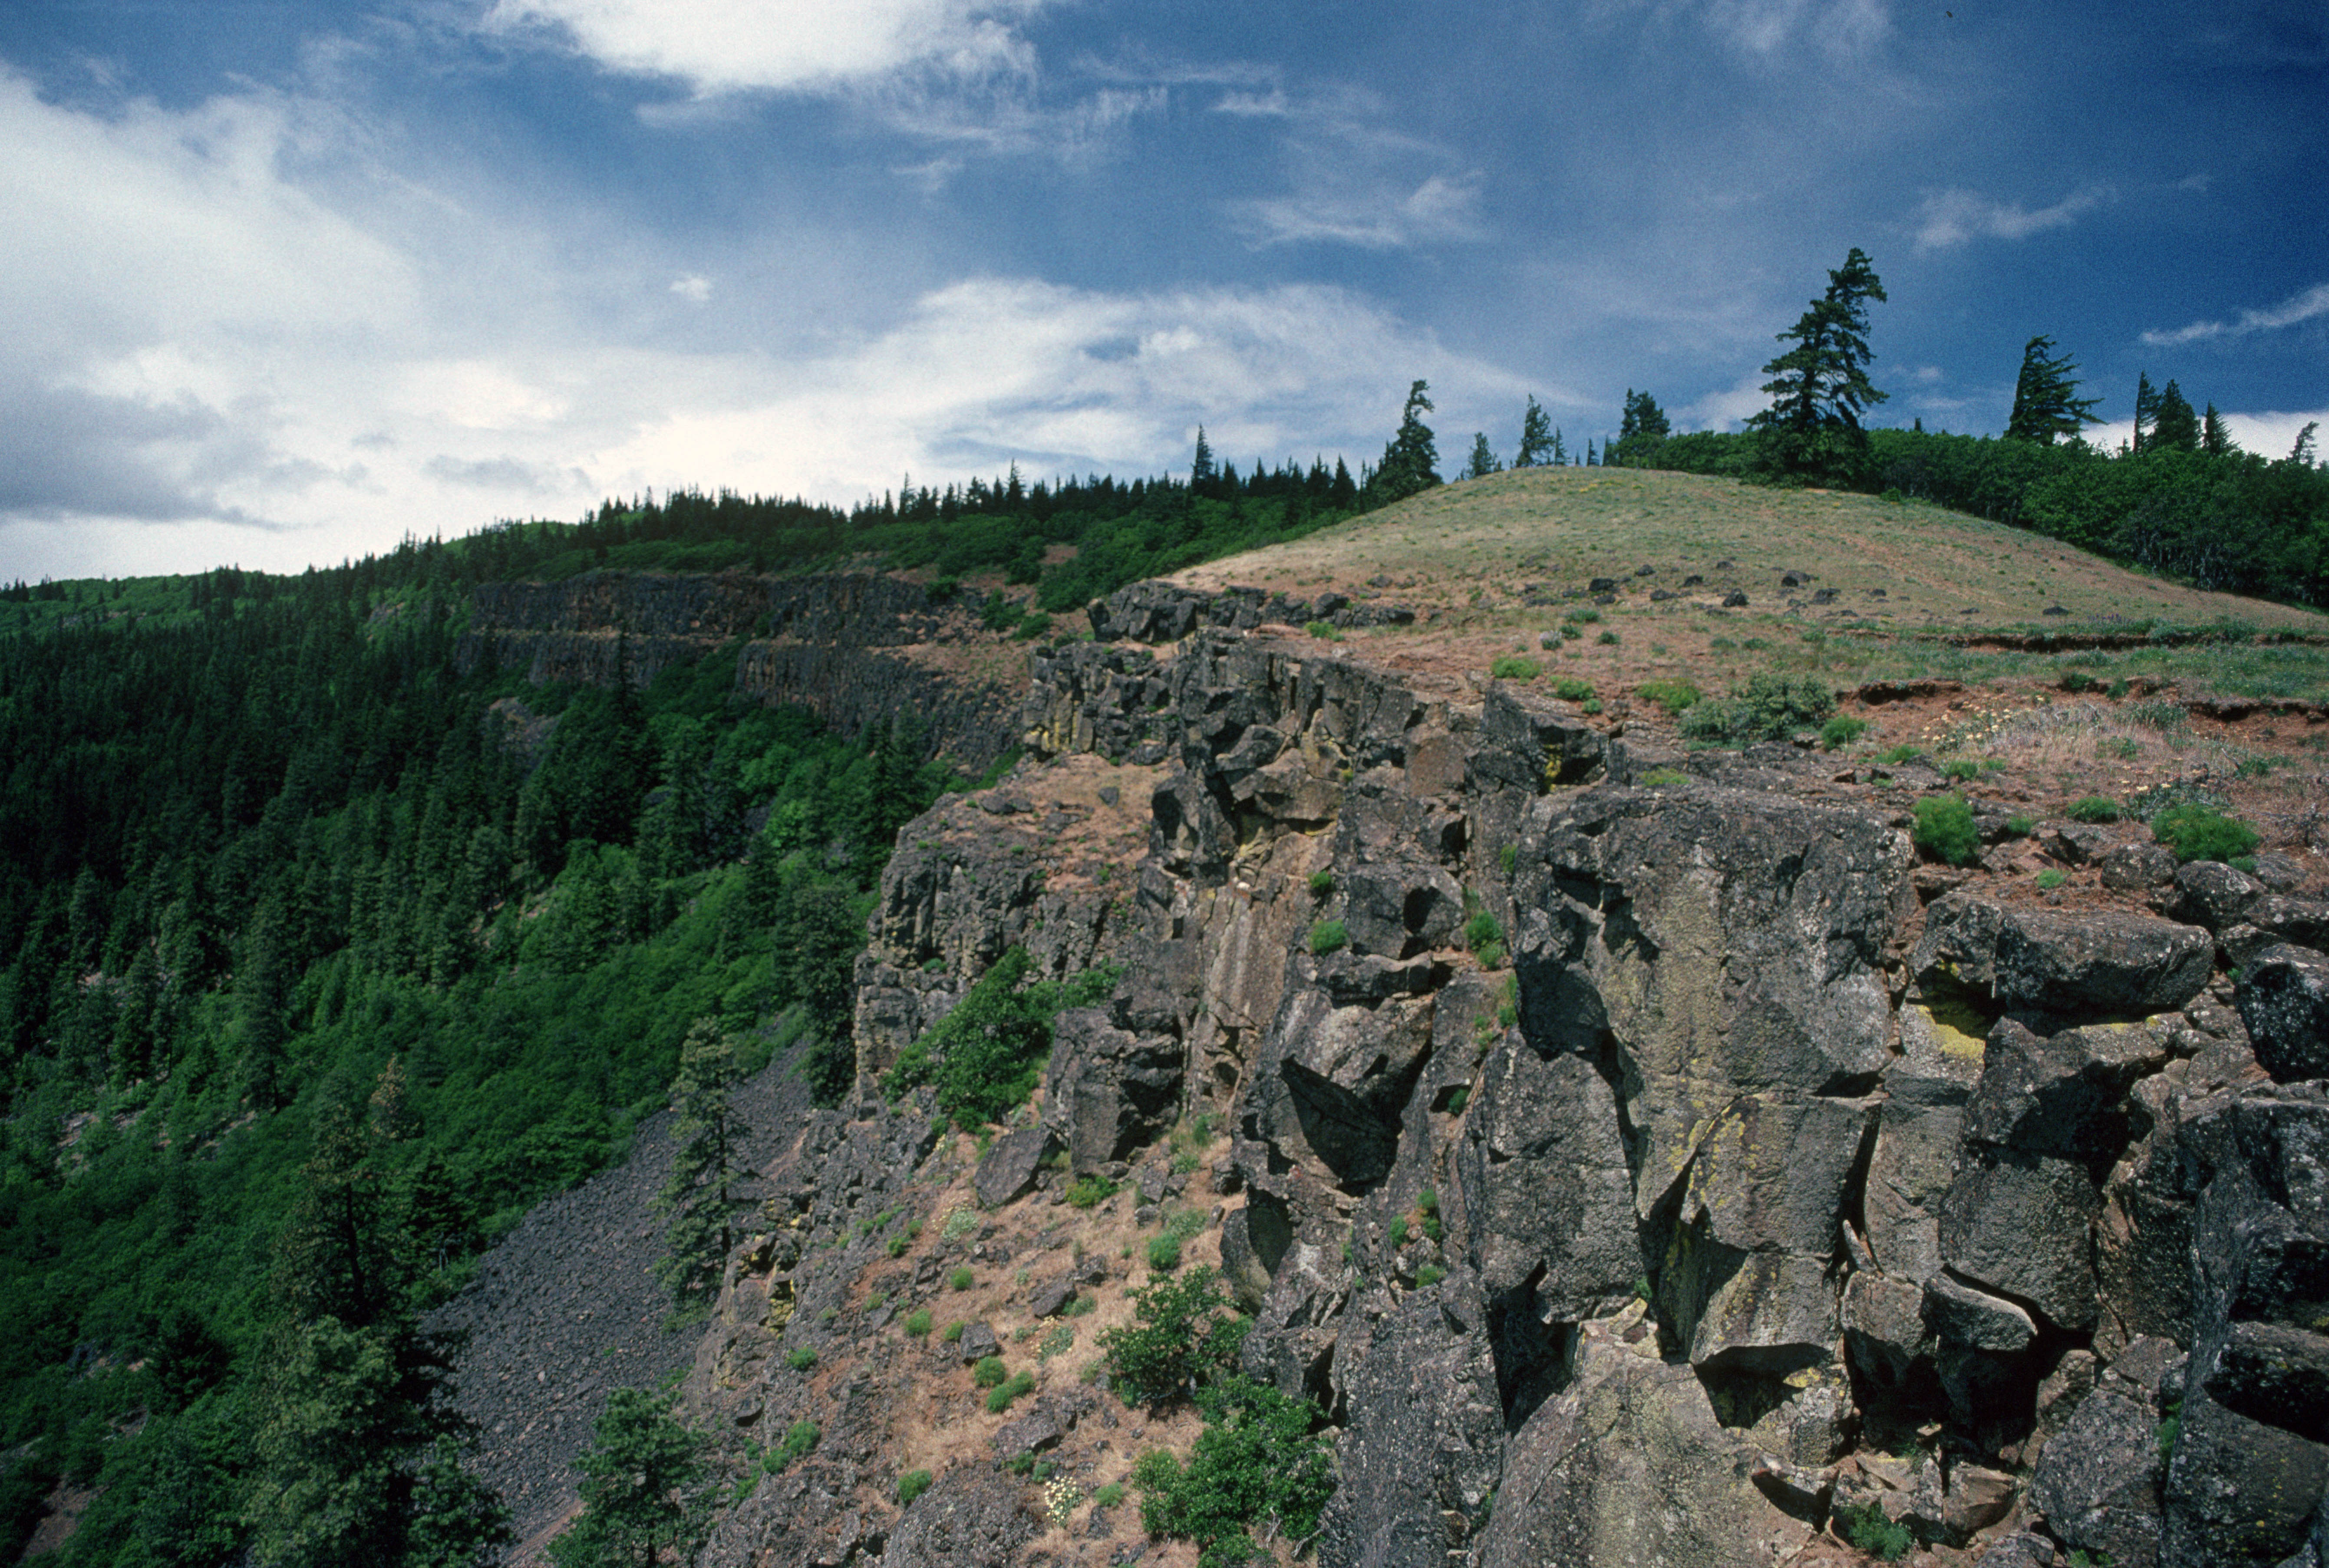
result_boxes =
[1,0,2323,581]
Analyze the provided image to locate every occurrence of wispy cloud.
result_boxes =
[484,0,1051,96]
[2142,283,2329,347]
[1911,184,2115,250]
[1240,170,1485,250]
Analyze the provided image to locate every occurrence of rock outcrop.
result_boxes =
[629,576,2329,1568]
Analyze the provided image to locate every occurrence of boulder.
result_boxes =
[1669,1248,1840,1375]
[1455,1038,1639,1326]
[1940,1148,2101,1330]
[957,1322,1000,1364]
[1962,1017,2172,1163]
[1315,1271,1505,1567]
[2029,1382,2166,1568]
[2102,842,2179,893]
[972,1126,1056,1209]
[1865,1098,1969,1282]
[1040,1006,1181,1173]
[2202,1321,2329,1443]
[878,1463,1035,1568]
[1251,989,1436,1188]
[2237,945,2329,1083]
[1475,1311,1814,1568]
[1338,861,1465,959]
[1991,909,2214,1017]
[989,1406,1065,1461]
[1843,1270,1931,1388]
[2173,860,2265,931]
[1241,1218,1352,1405]
[1218,1199,1288,1313]
[1923,1274,2038,1353]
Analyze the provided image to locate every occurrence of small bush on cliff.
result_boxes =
[897,1469,934,1506]
[1308,919,1348,956]
[1831,1501,1912,1560]
[884,946,1117,1130]
[1131,1376,1335,1568]
[1913,793,1980,866]
[1490,655,1540,681]
[1098,1267,1249,1405]
[1819,714,1868,751]
[2151,803,2260,864]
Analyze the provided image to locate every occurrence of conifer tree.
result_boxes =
[2003,336,2101,445]
[1615,390,1672,465]
[1514,396,1555,468]
[2132,372,2160,453]
[2150,380,2200,451]
[1748,247,1888,483]
[2201,404,2237,456]
[1191,427,1217,490]
[655,1019,752,1315]
[1462,432,1503,480]
[1365,381,1441,505]
[548,1389,708,1568]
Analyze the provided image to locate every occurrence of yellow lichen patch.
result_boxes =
[1914,974,1995,1060]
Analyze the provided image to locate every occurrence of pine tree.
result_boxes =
[1514,396,1555,468]
[1191,427,1217,490]
[2291,422,2319,467]
[1365,381,1441,506]
[1462,432,1503,480]
[1748,247,1888,483]
[548,1388,708,1568]
[2003,336,2101,445]
[2132,372,2160,453]
[2150,380,2200,451]
[1614,390,1672,465]
[2201,404,2237,456]
[655,1019,752,1315]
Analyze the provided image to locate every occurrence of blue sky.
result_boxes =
[2,0,2322,579]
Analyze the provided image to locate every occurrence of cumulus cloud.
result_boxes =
[0,66,1511,580]
[2141,282,2329,347]
[484,0,1049,96]
[1911,184,2114,250]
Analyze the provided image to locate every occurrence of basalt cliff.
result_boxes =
[457,572,2329,1568]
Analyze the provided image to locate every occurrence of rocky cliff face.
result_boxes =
[658,577,2329,1568]
[456,570,1026,766]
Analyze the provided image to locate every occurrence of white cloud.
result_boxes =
[2141,283,2329,347]
[1676,373,1771,432]
[1701,0,1888,56]
[1911,184,2114,250]
[670,274,713,301]
[0,68,1515,580]
[484,0,1049,96]
[1240,170,1486,250]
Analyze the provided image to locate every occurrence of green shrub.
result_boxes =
[1940,757,1980,781]
[904,1308,933,1337]
[1131,1377,1336,1568]
[1551,676,1595,702]
[1308,919,1348,956]
[985,1370,1036,1412]
[1677,671,1835,746]
[1066,1174,1119,1208]
[771,1418,819,1471]
[1388,1216,1409,1248]
[1464,909,1503,952]
[1636,679,1702,716]
[1913,793,1980,866]
[941,1320,964,1343]
[887,1235,910,1258]
[2067,795,2121,823]
[1832,1501,1913,1561]
[1597,631,1620,646]
[1417,1186,1438,1216]
[2037,869,2068,891]
[2005,814,2035,837]
[884,946,1119,1130]
[1146,1234,1184,1272]
[1303,620,1339,640]
[897,1469,934,1506]
[949,1266,975,1291]
[1415,1264,1447,1286]
[1572,606,1602,623]
[1875,743,1923,764]
[1092,1482,1126,1510]
[1490,655,1541,681]
[2152,803,2261,864]
[785,1346,816,1371]
[1097,1266,1250,1405]
[1445,1086,1469,1114]
[1307,870,1334,896]
[1013,611,1052,642]
[1497,843,1517,875]
[1819,715,1868,751]
[973,1356,1007,1388]
[1640,767,1687,787]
